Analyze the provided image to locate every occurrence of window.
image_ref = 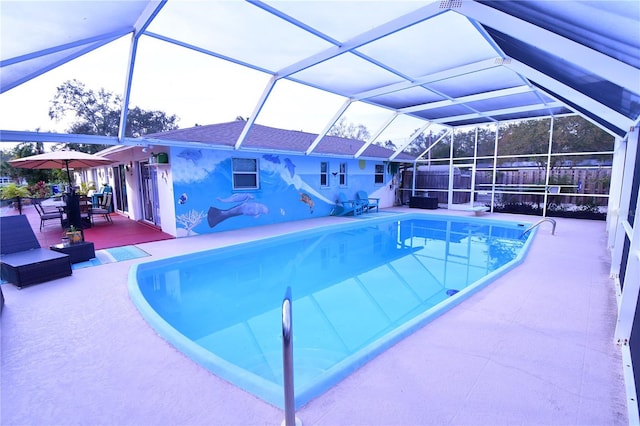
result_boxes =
[339,162,347,186]
[232,158,259,189]
[320,162,329,187]
[374,164,384,184]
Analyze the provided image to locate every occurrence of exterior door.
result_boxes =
[140,161,160,226]
[113,165,128,214]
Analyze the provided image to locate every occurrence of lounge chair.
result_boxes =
[0,215,72,289]
[332,193,363,216]
[91,192,113,223]
[356,191,379,213]
[33,199,64,230]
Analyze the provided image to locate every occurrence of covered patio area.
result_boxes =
[1,202,174,250]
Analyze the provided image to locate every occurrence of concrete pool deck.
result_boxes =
[0,209,628,425]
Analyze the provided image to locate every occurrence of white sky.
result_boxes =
[0,34,434,151]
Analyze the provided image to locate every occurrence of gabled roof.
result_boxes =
[146,121,416,161]
[1,0,638,157]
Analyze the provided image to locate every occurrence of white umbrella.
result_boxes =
[9,150,115,185]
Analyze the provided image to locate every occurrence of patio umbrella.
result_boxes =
[8,150,115,186]
[9,150,116,230]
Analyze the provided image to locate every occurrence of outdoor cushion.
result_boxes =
[0,215,71,288]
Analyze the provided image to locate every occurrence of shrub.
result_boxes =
[0,183,30,199]
[28,181,50,199]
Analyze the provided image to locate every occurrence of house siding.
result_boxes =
[169,147,394,236]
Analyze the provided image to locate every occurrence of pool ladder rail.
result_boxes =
[521,218,556,238]
[282,287,302,426]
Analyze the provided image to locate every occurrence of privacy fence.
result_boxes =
[398,164,611,219]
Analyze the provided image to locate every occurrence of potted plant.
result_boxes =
[65,225,83,244]
[76,181,96,196]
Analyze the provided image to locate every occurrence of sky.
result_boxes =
[0,1,445,152]
[0,32,430,152]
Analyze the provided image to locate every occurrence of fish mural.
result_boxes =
[299,192,314,214]
[178,149,203,165]
[178,193,188,204]
[217,193,255,203]
[207,202,269,228]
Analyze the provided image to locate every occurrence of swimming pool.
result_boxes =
[129,213,534,409]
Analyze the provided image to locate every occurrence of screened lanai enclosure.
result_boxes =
[1,0,639,419]
[396,116,615,220]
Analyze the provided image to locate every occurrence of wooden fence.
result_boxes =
[399,167,611,207]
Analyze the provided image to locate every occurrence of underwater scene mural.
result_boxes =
[170,148,387,236]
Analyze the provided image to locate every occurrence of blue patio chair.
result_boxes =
[91,192,113,224]
[332,193,363,216]
[356,191,379,213]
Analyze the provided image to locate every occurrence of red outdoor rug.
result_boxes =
[2,205,174,250]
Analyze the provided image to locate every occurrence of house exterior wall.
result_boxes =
[167,147,396,237]
[156,165,177,236]
[127,163,142,219]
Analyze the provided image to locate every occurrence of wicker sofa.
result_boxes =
[0,215,72,289]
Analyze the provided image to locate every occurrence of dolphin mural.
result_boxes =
[178,149,203,165]
[260,159,333,206]
[283,158,296,178]
[262,154,281,164]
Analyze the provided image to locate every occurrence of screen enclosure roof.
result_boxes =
[1,0,639,157]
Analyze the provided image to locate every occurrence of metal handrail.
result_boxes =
[282,287,297,426]
[521,218,557,237]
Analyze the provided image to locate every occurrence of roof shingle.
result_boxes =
[146,121,416,161]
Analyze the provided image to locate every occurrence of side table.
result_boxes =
[50,241,95,264]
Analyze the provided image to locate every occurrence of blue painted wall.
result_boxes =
[170,147,391,236]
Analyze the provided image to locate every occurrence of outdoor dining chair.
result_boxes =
[79,196,93,226]
[33,200,63,230]
[91,192,113,224]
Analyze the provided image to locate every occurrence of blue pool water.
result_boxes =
[129,214,534,408]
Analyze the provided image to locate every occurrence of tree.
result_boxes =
[405,130,450,159]
[497,119,551,166]
[497,117,613,169]
[2,143,55,184]
[49,79,180,153]
[0,147,19,181]
[327,117,371,141]
[381,140,397,151]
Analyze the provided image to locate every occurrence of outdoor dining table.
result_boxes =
[41,198,66,209]
[42,194,90,229]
